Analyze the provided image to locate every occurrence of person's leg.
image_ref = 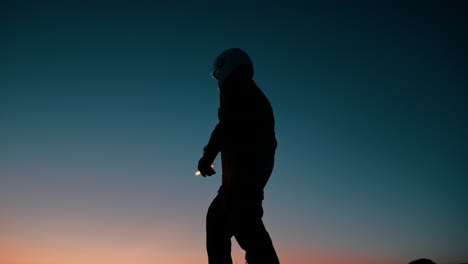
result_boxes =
[232,199,280,264]
[206,194,233,264]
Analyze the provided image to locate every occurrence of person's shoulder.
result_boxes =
[249,80,264,94]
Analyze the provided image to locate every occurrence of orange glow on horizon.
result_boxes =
[0,235,399,264]
[0,204,399,264]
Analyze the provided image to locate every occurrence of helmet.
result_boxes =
[211,48,253,81]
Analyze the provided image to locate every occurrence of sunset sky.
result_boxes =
[1,1,467,264]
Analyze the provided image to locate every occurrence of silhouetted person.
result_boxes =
[198,48,280,264]
[408,258,437,264]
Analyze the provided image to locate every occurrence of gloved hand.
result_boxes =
[198,152,216,177]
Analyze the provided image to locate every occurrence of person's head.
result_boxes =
[211,48,254,88]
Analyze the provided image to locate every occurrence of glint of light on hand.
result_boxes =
[195,164,215,176]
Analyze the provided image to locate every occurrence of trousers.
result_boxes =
[206,193,280,264]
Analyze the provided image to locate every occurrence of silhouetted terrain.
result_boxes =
[408,258,468,264]
[409,259,436,264]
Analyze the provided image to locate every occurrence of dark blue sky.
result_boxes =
[1,1,467,263]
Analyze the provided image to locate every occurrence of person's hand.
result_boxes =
[198,156,216,177]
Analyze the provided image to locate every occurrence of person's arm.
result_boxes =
[204,118,223,155]
[198,109,224,177]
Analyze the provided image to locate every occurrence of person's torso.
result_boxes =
[218,80,276,152]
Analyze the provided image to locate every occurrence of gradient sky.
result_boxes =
[1,1,467,264]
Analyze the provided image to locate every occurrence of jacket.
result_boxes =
[204,77,277,200]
